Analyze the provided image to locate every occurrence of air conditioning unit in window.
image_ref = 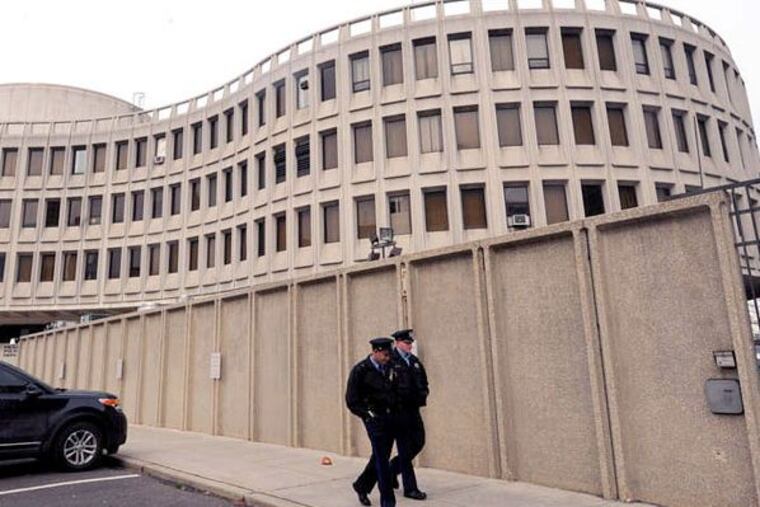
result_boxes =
[508,214,531,228]
[299,79,309,90]
[154,155,165,165]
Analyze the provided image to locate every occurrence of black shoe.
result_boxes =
[352,482,372,506]
[404,489,427,500]
[392,474,399,490]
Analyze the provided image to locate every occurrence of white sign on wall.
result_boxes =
[210,352,222,380]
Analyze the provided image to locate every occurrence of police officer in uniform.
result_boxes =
[346,337,413,507]
[350,329,428,501]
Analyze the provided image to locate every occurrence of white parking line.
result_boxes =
[0,474,140,496]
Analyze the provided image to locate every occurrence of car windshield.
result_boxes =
[0,360,55,393]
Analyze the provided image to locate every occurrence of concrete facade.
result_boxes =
[15,192,760,507]
[0,0,757,324]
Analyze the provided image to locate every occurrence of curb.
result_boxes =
[113,455,308,507]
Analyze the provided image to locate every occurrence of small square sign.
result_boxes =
[713,350,737,369]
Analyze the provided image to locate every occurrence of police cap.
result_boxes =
[391,329,414,342]
[369,337,394,351]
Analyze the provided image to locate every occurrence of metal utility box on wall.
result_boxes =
[705,379,744,415]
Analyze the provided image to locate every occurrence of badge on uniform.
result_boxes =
[414,363,420,369]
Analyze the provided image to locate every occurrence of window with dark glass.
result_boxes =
[208,116,219,149]
[275,215,286,252]
[135,138,147,167]
[171,184,182,215]
[39,253,55,282]
[93,143,106,172]
[191,178,200,211]
[461,186,487,230]
[489,29,514,71]
[295,70,309,110]
[239,161,248,197]
[131,191,143,222]
[582,183,605,217]
[595,29,617,71]
[22,199,38,228]
[631,34,650,75]
[704,51,716,92]
[148,244,160,276]
[659,38,675,79]
[684,44,698,86]
[45,199,60,228]
[62,251,77,282]
[188,237,199,271]
[206,235,216,268]
[2,148,17,177]
[167,241,179,273]
[240,100,249,135]
[655,184,672,203]
[256,152,266,189]
[454,106,480,149]
[274,144,286,183]
[16,253,32,283]
[351,51,370,92]
[274,81,286,118]
[672,110,689,153]
[128,246,141,278]
[225,108,234,143]
[295,136,310,176]
[389,193,412,235]
[223,229,232,263]
[496,104,522,147]
[116,141,128,170]
[561,28,584,69]
[534,103,559,146]
[381,43,403,86]
[448,32,474,75]
[49,147,64,175]
[413,37,438,80]
[384,115,408,158]
[223,168,233,202]
[88,196,102,225]
[643,107,663,149]
[424,189,449,232]
[322,129,338,170]
[173,128,184,160]
[323,202,340,243]
[108,248,121,279]
[192,122,203,154]
[84,251,98,280]
[155,134,167,162]
[571,104,595,145]
[320,60,336,101]
[618,184,638,209]
[504,184,530,221]
[697,115,711,157]
[112,193,125,223]
[151,187,163,219]
[718,121,730,163]
[0,200,10,228]
[70,146,87,175]
[526,28,550,69]
[356,196,376,239]
[27,148,43,176]
[238,225,247,261]
[256,220,265,257]
[207,174,217,207]
[297,207,311,248]
[543,183,569,224]
[257,90,266,126]
[606,104,628,147]
[418,110,443,153]
[67,197,82,226]
[353,122,373,163]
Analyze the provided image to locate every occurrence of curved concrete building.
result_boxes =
[0,0,757,325]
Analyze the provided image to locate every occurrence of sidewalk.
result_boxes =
[117,426,650,507]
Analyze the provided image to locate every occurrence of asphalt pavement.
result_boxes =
[0,458,233,507]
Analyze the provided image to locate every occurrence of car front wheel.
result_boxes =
[54,422,103,471]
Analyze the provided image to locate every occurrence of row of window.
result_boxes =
[0,178,684,285]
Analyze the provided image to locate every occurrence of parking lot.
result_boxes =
[0,458,233,507]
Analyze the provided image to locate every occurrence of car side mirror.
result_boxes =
[24,384,43,398]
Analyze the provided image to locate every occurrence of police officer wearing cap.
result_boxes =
[346,337,414,507]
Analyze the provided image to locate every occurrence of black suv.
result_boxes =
[0,360,127,471]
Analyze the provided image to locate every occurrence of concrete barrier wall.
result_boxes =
[15,194,760,507]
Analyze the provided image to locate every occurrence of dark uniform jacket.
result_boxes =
[345,357,399,421]
[391,349,429,408]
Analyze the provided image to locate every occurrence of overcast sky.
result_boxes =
[1,1,758,120]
